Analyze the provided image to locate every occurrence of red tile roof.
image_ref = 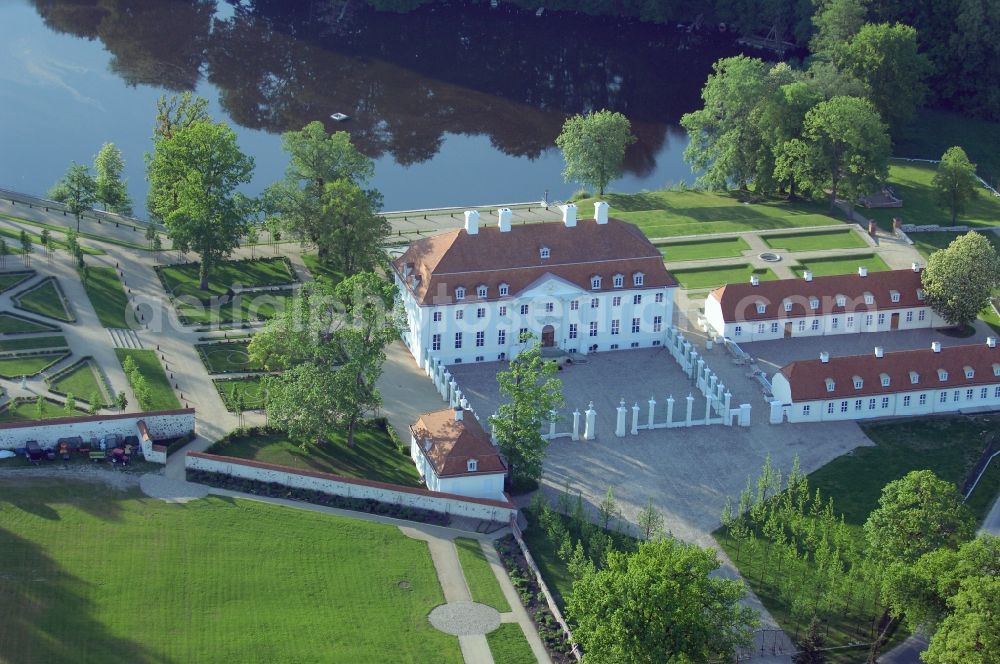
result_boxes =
[711,268,926,322]
[778,340,1000,401]
[392,218,676,305]
[410,408,507,478]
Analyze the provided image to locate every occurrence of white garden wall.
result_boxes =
[186,452,518,523]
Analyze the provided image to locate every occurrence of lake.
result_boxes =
[0,0,743,214]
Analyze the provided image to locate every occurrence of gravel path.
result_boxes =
[139,474,209,503]
[0,465,139,490]
[428,601,502,636]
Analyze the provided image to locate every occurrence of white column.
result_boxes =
[696,358,705,384]
[709,373,718,394]
[705,395,712,425]
[666,395,675,426]
[449,379,458,406]
[572,409,581,441]
[631,403,640,435]
[769,400,784,424]
[685,393,694,427]
[723,392,733,424]
[739,403,752,427]
[615,399,627,438]
[647,396,656,429]
[584,402,597,441]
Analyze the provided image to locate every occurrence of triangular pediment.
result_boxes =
[518,273,588,299]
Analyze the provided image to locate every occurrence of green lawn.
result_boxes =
[302,253,346,287]
[658,236,750,262]
[0,271,34,293]
[213,376,266,411]
[0,335,67,352]
[0,221,104,255]
[455,538,510,612]
[0,212,151,251]
[114,348,181,411]
[0,352,69,378]
[82,266,130,328]
[895,108,1000,186]
[790,253,891,278]
[670,264,777,290]
[197,341,263,373]
[207,422,422,488]
[762,228,868,252]
[49,358,109,405]
[867,161,1000,231]
[158,257,296,300]
[909,230,1000,260]
[486,623,536,664]
[175,289,295,326]
[0,311,59,334]
[0,396,85,422]
[0,479,462,663]
[571,189,843,238]
[13,278,73,322]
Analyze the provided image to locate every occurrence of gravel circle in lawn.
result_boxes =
[140,473,209,503]
[428,601,501,636]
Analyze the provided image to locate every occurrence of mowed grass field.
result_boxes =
[0,479,462,664]
[762,228,868,252]
[0,311,58,334]
[114,348,180,411]
[159,257,296,300]
[572,189,843,238]
[791,253,891,278]
[670,264,777,290]
[867,161,1000,230]
[486,623,536,664]
[14,278,73,321]
[82,266,130,328]
[658,236,749,262]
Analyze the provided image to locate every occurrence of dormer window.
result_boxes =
[455,287,466,300]
[612,274,624,288]
[756,302,766,314]
[539,246,550,259]
[938,369,948,381]
[784,300,792,312]
[836,294,846,307]
[890,290,900,303]
[498,283,509,297]
[467,459,478,472]
[853,376,864,389]
[917,288,925,301]
[964,366,975,379]
[809,297,819,311]
[633,272,644,287]
[880,373,890,387]
[477,285,488,298]
[591,276,603,290]
[825,378,835,392]
[994,363,1000,377]
[864,292,874,305]
[909,371,919,384]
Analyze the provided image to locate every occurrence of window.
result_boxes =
[840,400,849,413]
[965,366,975,379]
[881,397,890,409]
[784,300,792,312]
[475,356,484,362]
[809,297,819,310]
[454,287,466,300]
[655,293,664,303]
[981,387,988,399]
[953,390,961,402]
[474,331,484,347]
[865,314,873,327]
[918,310,926,321]
[827,402,834,414]
[855,399,863,411]
[831,317,839,329]
[771,322,779,334]
[633,273,644,286]
[966,388,974,400]
[917,288,925,300]
[881,374,890,387]
[758,323,766,334]
[903,395,911,407]
[569,324,578,339]
[610,344,619,350]
[570,300,579,311]
[592,276,603,289]
[803,405,811,416]
[518,327,529,341]
[864,293,874,305]
[825,378,835,392]
[919,394,926,406]
[995,386,1000,398]
[545,302,554,313]
[653,316,663,332]
[455,309,464,320]
[878,313,886,325]
[890,291,900,303]
[499,283,509,297]
[995,364,1000,377]
[910,371,919,384]
[734,325,742,337]
[632,318,640,333]
[477,307,485,318]
[868,398,876,410]
[811,319,820,331]
[633,294,642,305]
[539,246,550,259]
[611,319,620,335]
[847,315,855,328]
[836,295,846,307]
[432,334,441,351]
[613,296,622,307]
[498,329,507,345]
[854,377,864,389]
[756,302,766,314]
[938,369,949,381]
[798,320,806,332]
[939,392,947,404]
[433,311,442,322]
[454,332,462,349]
[591,298,600,309]
[477,285,487,298]
[905,311,913,323]
[589,321,598,337]
[613,274,624,288]
[520,304,529,315]
[467,459,477,472]
[499,305,507,317]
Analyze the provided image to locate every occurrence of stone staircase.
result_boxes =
[108,328,142,349]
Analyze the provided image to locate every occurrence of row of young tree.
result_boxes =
[49,142,133,229]
[721,456,997,663]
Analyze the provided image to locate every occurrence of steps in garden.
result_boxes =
[108,328,142,349]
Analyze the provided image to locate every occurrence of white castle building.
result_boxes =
[392,203,677,366]
[704,265,947,342]
[772,337,1000,422]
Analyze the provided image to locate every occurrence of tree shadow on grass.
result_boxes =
[0,478,131,524]
[0,527,172,664]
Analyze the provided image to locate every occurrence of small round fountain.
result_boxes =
[758,252,782,263]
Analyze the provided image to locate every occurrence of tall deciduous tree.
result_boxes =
[49,163,97,232]
[810,0,868,60]
[922,576,1000,664]
[488,336,563,489]
[147,119,255,290]
[93,142,133,215]
[797,96,890,210]
[921,231,1000,328]
[556,109,635,196]
[263,121,387,273]
[567,538,758,663]
[933,147,979,223]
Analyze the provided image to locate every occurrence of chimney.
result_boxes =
[464,210,480,235]
[497,207,512,232]
[561,203,577,228]
[595,201,609,225]
[750,274,760,286]
[804,271,813,282]
[820,351,829,363]
[932,341,941,353]
[454,407,464,421]
[875,346,884,358]
[912,262,921,273]
[858,266,868,277]
[988,337,997,348]
[403,262,414,277]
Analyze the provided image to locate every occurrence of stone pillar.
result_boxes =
[769,400,784,424]
[716,382,725,402]
[439,370,450,399]
[696,358,705,384]
[647,396,656,429]
[572,409,581,441]
[584,402,597,441]
[723,392,733,424]
[666,395,675,427]
[709,373,718,394]
[685,393,694,427]
[739,403,752,427]
[631,403,640,435]
[549,409,557,438]
[449,380,458,406]
[615,399,628,438]
[705,395,713,425]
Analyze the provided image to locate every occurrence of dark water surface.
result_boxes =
[0,0,742,214]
